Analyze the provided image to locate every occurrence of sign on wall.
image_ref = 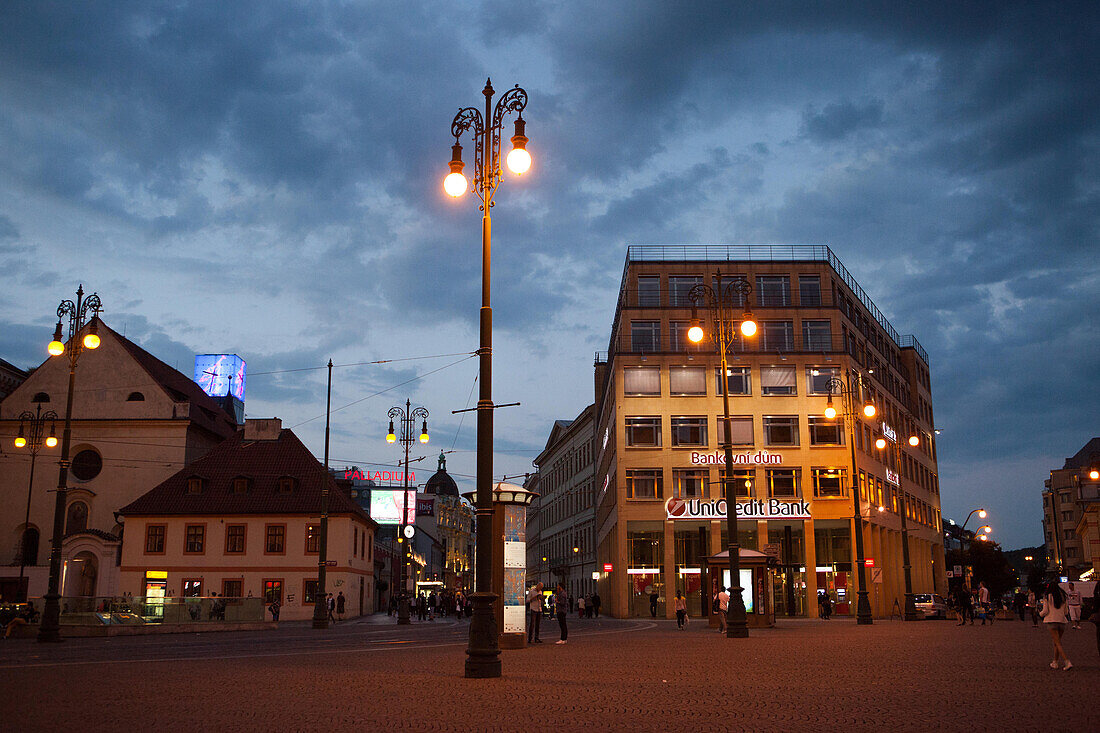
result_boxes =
[368,489,417,525]
[665,497,811,521]
[689,450,783,466]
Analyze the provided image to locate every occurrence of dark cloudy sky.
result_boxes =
[1,1,1097,550]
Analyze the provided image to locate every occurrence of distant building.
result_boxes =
[0,321,238,600]
[421,452,474,593]
[1042,437,1100,580]
[118,418,378,621]
[0,357,28,399]
[532,404,597,601]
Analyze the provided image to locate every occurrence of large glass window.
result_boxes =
[802,320,833,350]
[716,366,751,395]
[762,321,794,350]
[670,417,707,446]
[767,468,800,497]
[673,469,708,498]
[669,321,704,352]
[623,367,660,395]
[669,276,702,306]
[808,416,843,445]
[812,468,847,497]
[799,275,822,306]
[807,367,839,394]
[625,417,662,447]
[764,416,799,445]
[718,468,755,498]
[630,321,661,351]
[756,275,791,306]
[669,367,705,395]
[637,276,660,306]
[716,416,754,446]
[626,470,663,499]
[761,366,796,395]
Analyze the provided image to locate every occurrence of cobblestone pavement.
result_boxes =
[1,615,1097,731]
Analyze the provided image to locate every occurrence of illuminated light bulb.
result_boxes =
[506,147,531,175]
[48,340,64,356]
[419,432,429,444]
[386,433,396,444]
[46,435,58,448]
[978,509,987,519]
[863,403,877,418]
[14,436,26,448]
[877,505,885,513]
[740,318,757,338]
[1090,469,1099,480]
[444,171,467,197]
[875,437,886,450]
[908,435,919,447]
[824,405,837,420]
[82,332,101,349]
[687,324,704,343]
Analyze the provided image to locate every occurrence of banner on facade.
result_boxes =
[689,450,783,466]
[665,496,811,520]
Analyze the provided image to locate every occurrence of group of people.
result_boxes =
[950,581,998,625]
[526,583,600,644]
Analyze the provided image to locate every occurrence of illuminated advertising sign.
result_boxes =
[194,354,246,400]
[886,469,899,485]
[881,423,897,443]
[369,490,417,525]
[343,468,415,483]
[689,450,783,466]
[665,496,811,520]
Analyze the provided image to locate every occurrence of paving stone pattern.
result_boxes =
[0,616,1097,731]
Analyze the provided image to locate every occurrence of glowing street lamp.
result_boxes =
[874,430,923,620]
[387,399,429,625]
[13,403,59,598]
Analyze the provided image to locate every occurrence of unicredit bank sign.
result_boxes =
[689,450,783,466]
[665,496,811,520]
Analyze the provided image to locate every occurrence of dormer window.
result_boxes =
[186,477,204,495]
[127,392,145,401]
[276,477,295,495]
[231,477,250,495]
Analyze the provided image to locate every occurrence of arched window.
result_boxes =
[126,392,145,401]
[66,501,89,534]
[20,527,40,566]
[32,392,50,403]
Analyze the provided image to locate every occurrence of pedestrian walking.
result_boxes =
[585,593,594,619]
[649,590,659,618]
[555,583,569,644]
[978,582,994,625]
[1040,581,1072,670]
[568,594,575,613]
[717,586,729,633]
[1066,582,1082,630]
[951,585,969,625]
[674,590,687,630]
[1013,590,1027,621]
[577,595,586,619]
[268,599,280,622]
[1027,588,1040,627]
[336,591,346,621]
[327,593,336,623]
[592,592,601,618]
[526,582,544,644]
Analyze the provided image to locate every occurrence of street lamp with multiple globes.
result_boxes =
[386,399,429,625]
[686,272,757,638]
[39,285,102,642]
[13,403,59,598]
[445,78,529,679]
[823,371,878,625]
[874,430,923,621]
[960,507,988,531]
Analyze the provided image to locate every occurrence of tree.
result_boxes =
[946,540,1018,597]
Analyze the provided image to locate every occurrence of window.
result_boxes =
[1063,529,1074,540]
[756,276,791,306]
[263,579,283,604]
[716,367,751,395]
[669,321,700,352]
[225,524,246,554]
[303,579,320,604]
[799,275,821,306]
[673,469,707,498]
[763,416,799,446]
[231,477,250,495]
[766,468,800,497]
[306,524,320,554]
[65,501,89,534]
[184,524,205,554]
[1061,511,1073,522]
[222,579,243,598]
[761,321,794,350]
[669,276,702,306]
[637,276,660,306]
[812,468,847,497]
[670,417,707,447]
[186,477,203,494]
[808,416,843,445]
[802,320,832,350]
[182,579,202,598]
[669,367,705,395]
[265,524,286,554]
[625,417,661,447]
[716,416,754,446]
[126,391,145,401]
[623,366,660,395]
[718,469,754,498]
[761,366,796,395]
[277,477,295,495]
[71,449,102,481]
[807,367,839,395]
[630,321,661,351]
[626,469,663,499]
[145,524,166,554]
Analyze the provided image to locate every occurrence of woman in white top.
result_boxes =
[1039,581,1072,670]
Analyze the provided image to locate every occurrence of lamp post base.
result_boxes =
[397,596,411,625]
[855,591,874,625]
[725,592,749,638]
[36,591,62,643]
[464,591,501,678]
[903,593,920,622]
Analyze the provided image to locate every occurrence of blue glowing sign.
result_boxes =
[194,354,246,400]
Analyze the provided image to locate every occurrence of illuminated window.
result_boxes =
[626,469,663,500]
[625,417,661,447]
[669,367,705,395]
[672,469,707,498]
[265,525,286,554]
[812,468,847,497]
[766,468,800,498]
[718,469,754,498]
[184,524,205,553]
[225,524,245,554]
[182,579,202,597]
[306,525,320,554]
[303,579,320,604]
[761,366,796,395]
[264,579,283,604]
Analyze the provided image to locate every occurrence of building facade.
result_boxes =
[1042,437,1100,580]
[118,419,377,622]
[0,322,238,600]
[0,357,28,400]
[593,245,945,619]
[532,404,597,600]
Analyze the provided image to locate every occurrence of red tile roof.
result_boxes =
[119,427,376,527]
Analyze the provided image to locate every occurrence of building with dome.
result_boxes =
[420,452,475,593]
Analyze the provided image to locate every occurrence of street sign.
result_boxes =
[864,558,875,567]
[871,568,883,584]
[946,570,955,578]
[325,560,337,566]
[953,565,962,575]
[603,563,613,572]
[763,543,781,557]
[403,525,415,539]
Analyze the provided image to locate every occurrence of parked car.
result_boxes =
[914,593,948,619]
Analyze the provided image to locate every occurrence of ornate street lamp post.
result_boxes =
[874,431,923,621]
[823,371,877,625]
[387,399,429,625]
[13,404,59,598]
[445,78,530,678]
[686,271,757,638]
[39,285,102,642]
